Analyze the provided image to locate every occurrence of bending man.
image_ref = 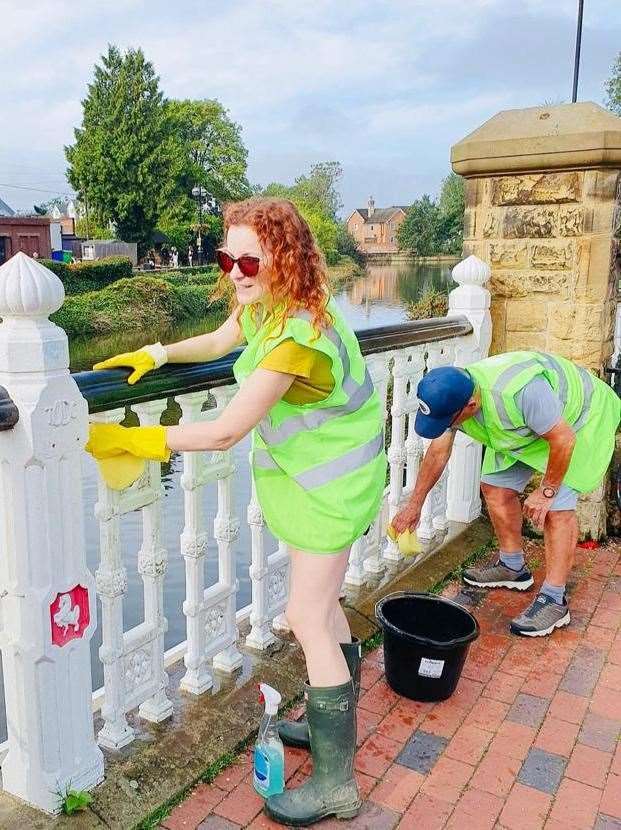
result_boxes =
[392,351,620,637]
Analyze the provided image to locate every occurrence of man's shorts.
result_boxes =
[480,460,578,511]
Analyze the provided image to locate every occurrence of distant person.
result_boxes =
[188,246,193,267]
[392,353,620,638]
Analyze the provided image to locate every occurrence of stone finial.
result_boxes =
[0,251,65,318]
[451,254,491,287]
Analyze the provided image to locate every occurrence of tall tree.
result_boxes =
[438,172,465,255]
[65,46,177,249]
[605,51,621,116]
[397,195,443,257]
[166,99,251,210]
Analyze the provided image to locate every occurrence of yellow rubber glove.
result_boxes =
[93,343,167,385]
[85,424,171,491]
[387,524,422,557]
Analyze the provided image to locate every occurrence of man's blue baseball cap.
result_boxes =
[414,367,475,439]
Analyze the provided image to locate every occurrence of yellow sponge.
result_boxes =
[387,524,422,557]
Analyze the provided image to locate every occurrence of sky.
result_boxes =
[0,0,619,217]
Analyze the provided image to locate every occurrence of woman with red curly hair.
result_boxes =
[86,198,386,826]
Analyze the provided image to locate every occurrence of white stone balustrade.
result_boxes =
[0,252,491,810]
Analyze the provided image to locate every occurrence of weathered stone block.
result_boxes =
[489,299,507,355]
[490,269,574,300]
[558,207,584,236]
[503,207,556,238]
[574,237,615,302]
[548,302,606,341]
[583,169,620,203]
[530,242,574,270]
[506,299,548,332]
[576,496,608,541]
[547,335,605,369]
[505,331,546,351]
[462,208,477,240]
[491,173,582,206]
[489,242,528,269]
[482,210,502,238]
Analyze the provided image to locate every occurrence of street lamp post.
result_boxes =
[572,0,585,103]
[192,186,207,266]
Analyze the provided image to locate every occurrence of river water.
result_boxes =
[0,261,455,742]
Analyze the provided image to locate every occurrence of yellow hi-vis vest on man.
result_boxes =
[233,299,386,552]
[459,351,621,493]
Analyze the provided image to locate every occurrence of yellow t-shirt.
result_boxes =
[259,339,335,404]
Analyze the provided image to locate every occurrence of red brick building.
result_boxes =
[0,217,53,265]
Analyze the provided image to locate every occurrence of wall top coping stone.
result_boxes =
[451,102,621,177]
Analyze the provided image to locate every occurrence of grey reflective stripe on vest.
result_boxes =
[573,367,594,432]
[491,358,540,438]
[536,353,568,410]
[254,432,384,491]
[257,311,375,446]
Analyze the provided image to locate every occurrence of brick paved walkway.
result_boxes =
[159,540,621,830]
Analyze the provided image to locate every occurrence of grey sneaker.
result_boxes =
[463,559,534,591]
[510,593,571,637]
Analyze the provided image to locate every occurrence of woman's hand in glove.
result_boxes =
[85,423,170,461]
[93,343,167,385]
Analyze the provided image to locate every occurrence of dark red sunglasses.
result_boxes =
[216,249,261,277]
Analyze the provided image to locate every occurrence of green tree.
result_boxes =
[397,195,443,257]
[605,52,621,116]
[65,45,177,250]
[74,217,111,239]
[438,172,465,255]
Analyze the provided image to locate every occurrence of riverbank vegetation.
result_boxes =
[398,173,465,257]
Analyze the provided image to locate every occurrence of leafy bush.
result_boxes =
[52,274,225,337]
[40,256,133,294]
[324,249,340,266]
[407,288,449,320]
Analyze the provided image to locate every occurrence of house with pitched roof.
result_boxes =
[346,197,408,254]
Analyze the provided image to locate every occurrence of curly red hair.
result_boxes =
[214,197,331,332]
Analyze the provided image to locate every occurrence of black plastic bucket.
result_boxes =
[375,592,479,702]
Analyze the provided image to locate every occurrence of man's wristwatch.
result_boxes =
[541,485,558,499]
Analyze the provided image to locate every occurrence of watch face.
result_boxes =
[542,487,556,499]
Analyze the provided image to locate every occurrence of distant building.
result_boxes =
[0,194,15,217]
[346,197,408,254]
[0,217,53,265]
[81,239,138,266]
[47,199,78,235]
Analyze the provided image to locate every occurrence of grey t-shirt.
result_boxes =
[515,377,562,436]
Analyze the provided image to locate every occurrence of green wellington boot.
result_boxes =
[265,679,361,826]
[278,639,362,749]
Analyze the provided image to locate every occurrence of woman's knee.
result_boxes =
[285,601,331,644]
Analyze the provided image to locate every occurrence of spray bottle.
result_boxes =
[253,683,285,798]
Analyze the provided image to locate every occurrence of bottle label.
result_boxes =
[254,747,270,791]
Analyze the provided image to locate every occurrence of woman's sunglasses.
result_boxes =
[216,249,261,278]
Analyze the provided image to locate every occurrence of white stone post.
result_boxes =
[446,255,492,522]
[0,253,104,813]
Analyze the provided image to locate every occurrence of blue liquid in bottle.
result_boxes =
[253,684,285,798]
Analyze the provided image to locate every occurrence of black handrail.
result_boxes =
[73,316,473,414]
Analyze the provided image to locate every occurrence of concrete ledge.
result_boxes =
[452,102,621,176]
[0,518,493,829]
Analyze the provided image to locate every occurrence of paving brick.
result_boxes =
[538,644,574,675]
[469,751,521,797]
[420,755,474,803]
[613,741,621,775]
[197,818,240,830]
[600,773,621,820]
[499,782,552,830]
[376,700,426,744]
[600,590,621,610]
[594,815,621,829]
[357,707,383,747]
[583,625,617,650]
[565,743,612,788]
[559,645,607,697]
[578,712,621,753]
[507,693,549,729]
[445,787,504,830]
[283,746,308,781]
[212,753,253,792]
[369,763,424,812]
[599,663,621,692]
[397,792,454,830]
[521,669,563,699]
[355,771,378,798]
[450,677,484,710]
[534,715,580,757]
[358,678,401,716]
[316,799,400,830]
[445,723,493,766]
[465,696,510,732]
[548,690,589,724]
[162,784,228,830]
[420,699,469,738]
[213,783,263,826]
[517,747,566,794]
[482,670,523,704]
[396,729,448,774]
[547,778,602,828]
[590,686,621,721]
[499,643,542,678]
[590,607,621,629]
[360,661,383,691]
[488,720,537,761]
[354,732,401,778]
